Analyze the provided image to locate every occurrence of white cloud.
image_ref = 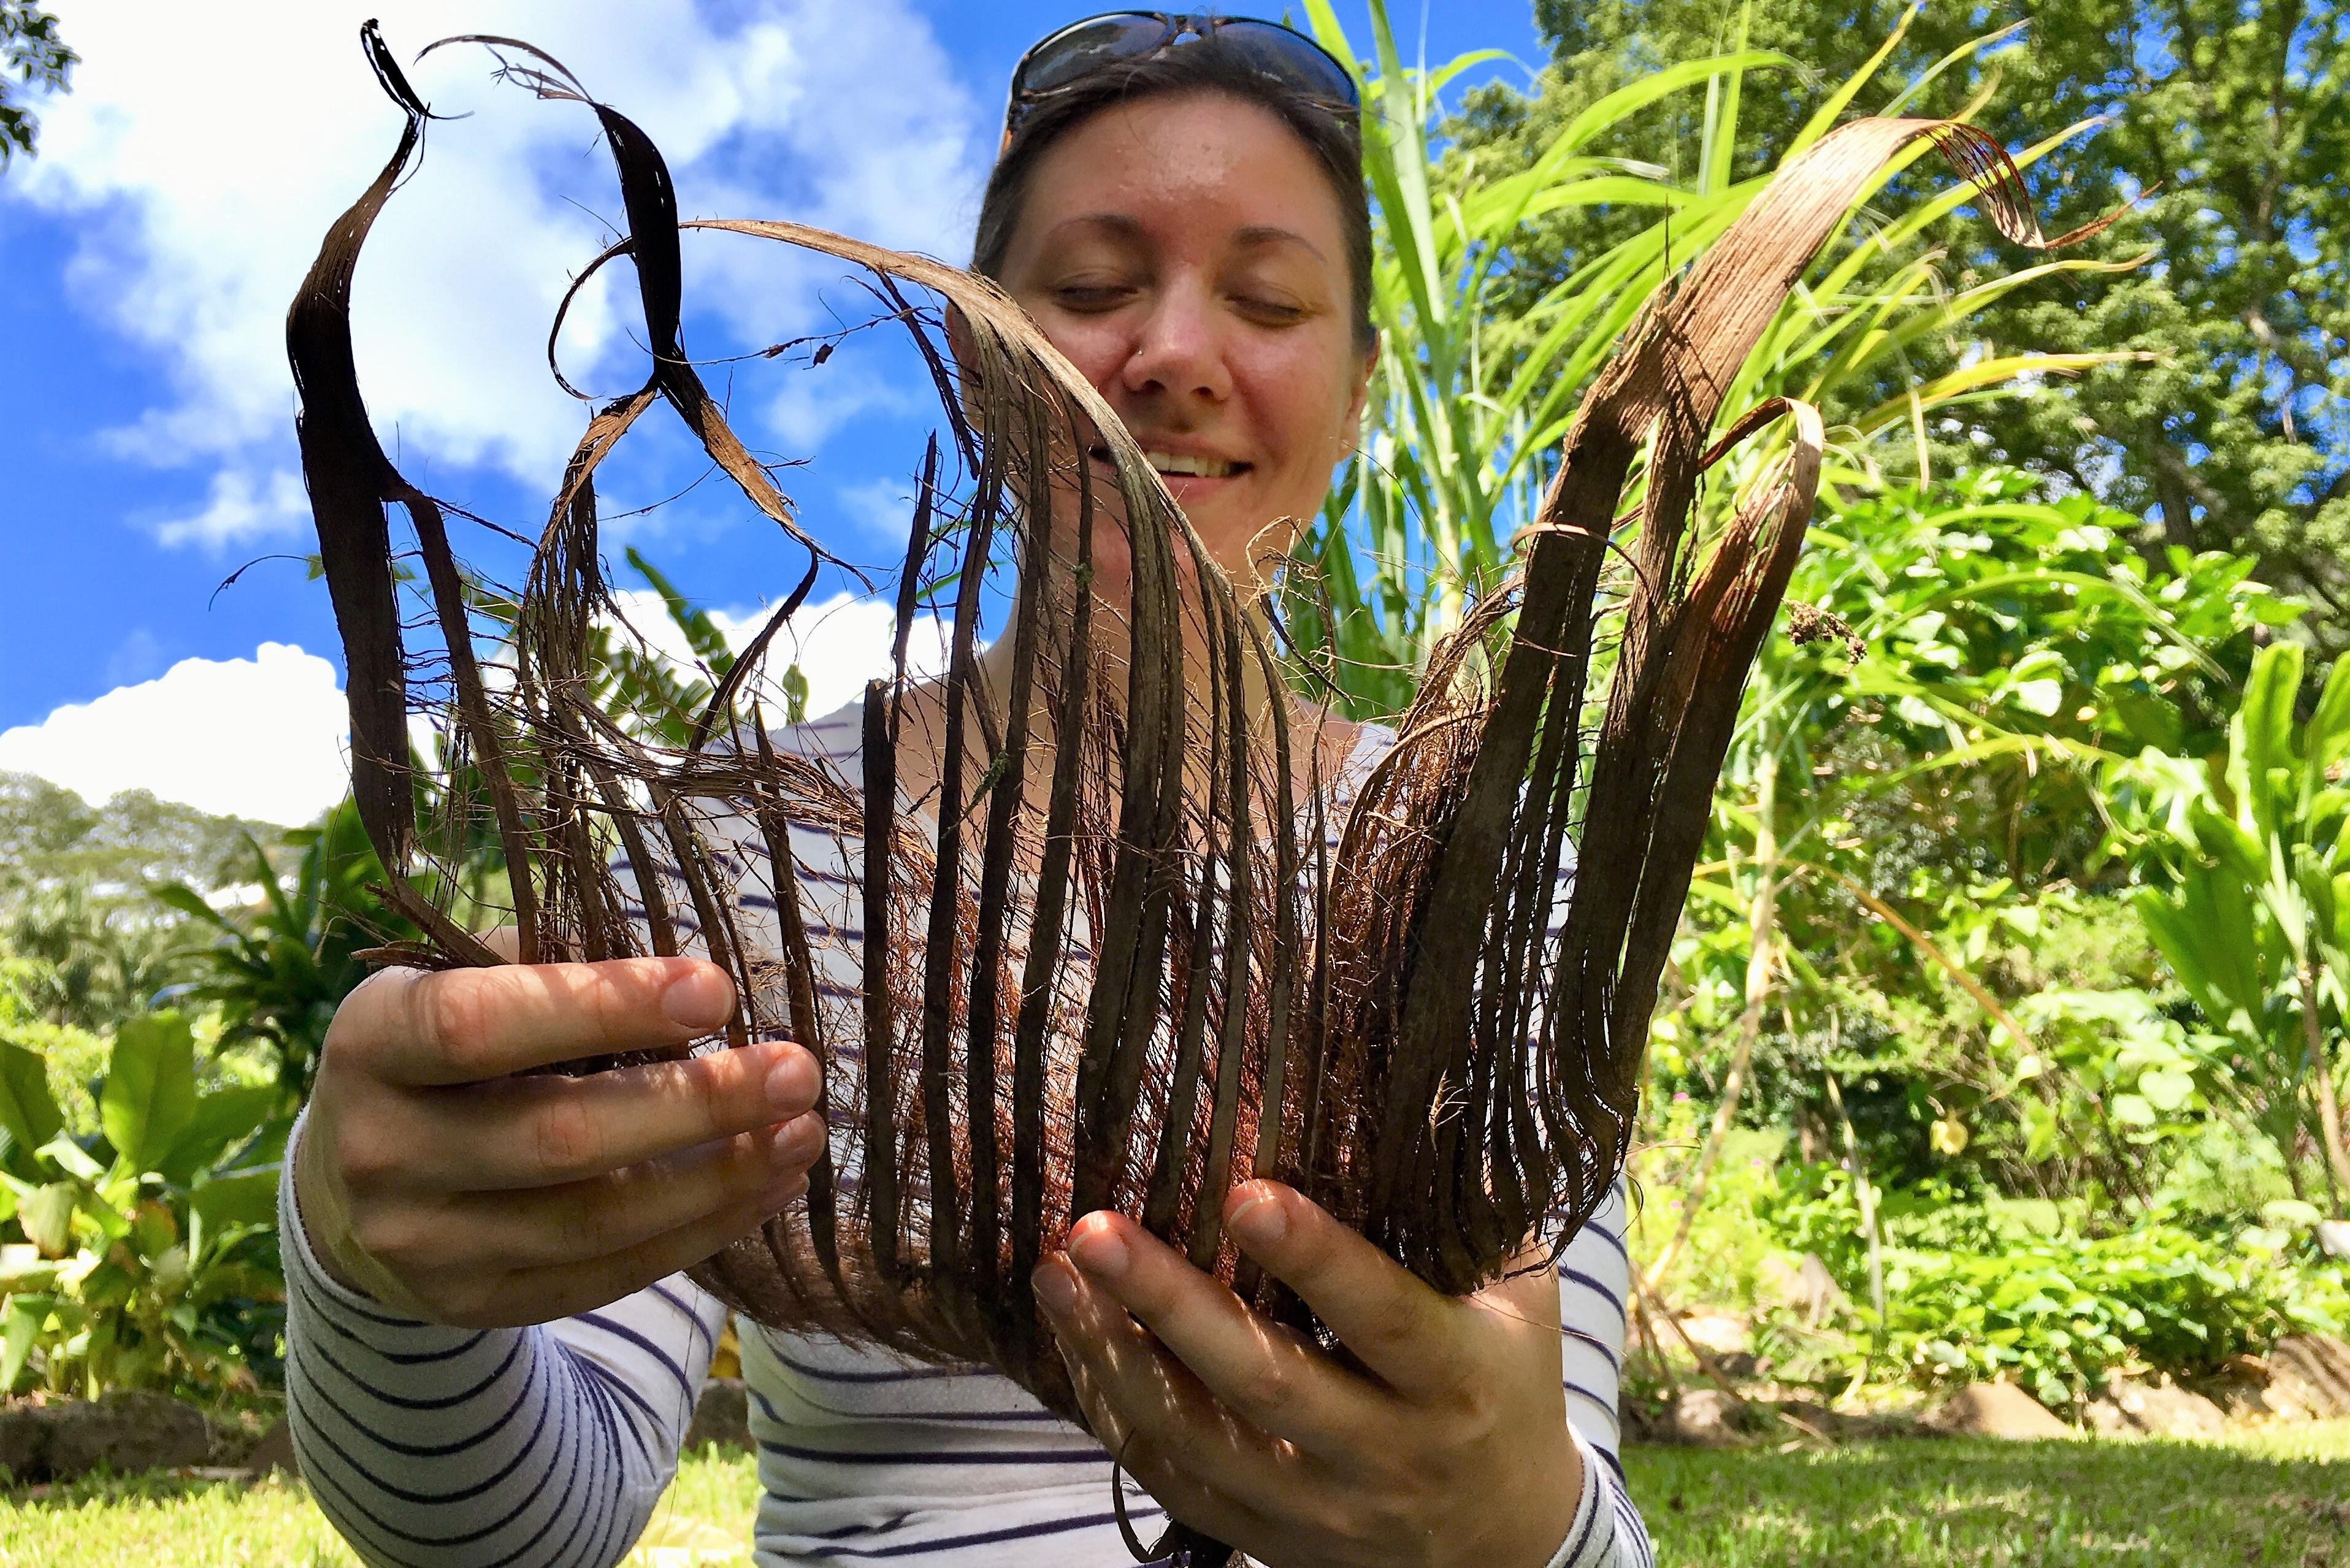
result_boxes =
[152,467,309,548]
[0,643,351,825]
[0,597,952,827]
[14,0,986,544]
[605,587,949,726]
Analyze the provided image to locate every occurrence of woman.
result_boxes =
[281,15,1652,1567]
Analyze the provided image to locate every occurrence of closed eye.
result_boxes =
[1054,283,1139,312]
[1233,296,1307,326]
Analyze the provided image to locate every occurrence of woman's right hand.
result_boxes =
[291,954,824,1328]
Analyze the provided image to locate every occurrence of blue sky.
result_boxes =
[0,0,1549,824]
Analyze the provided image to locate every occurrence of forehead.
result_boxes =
[1012,91,1349,263]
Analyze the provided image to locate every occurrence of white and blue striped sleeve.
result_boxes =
[278,1112,727,1568]
[1542,1182,1655,1568]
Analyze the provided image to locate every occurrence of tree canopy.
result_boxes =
[1453,0,2350,644]
[0,1,72,167]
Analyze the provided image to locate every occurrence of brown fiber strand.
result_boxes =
[293,32,2112,1561]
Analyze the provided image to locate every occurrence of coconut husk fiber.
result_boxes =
[287,23,2116,1564]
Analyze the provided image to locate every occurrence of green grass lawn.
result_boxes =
[1624,1423,2350,1567]
[4,1425,2346,1567]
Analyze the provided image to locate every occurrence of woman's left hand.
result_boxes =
[1035,1180,1583,1568]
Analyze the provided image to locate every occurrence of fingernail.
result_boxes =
[1228,1187,1286,1249]
[1067,1221,1128,1280]
[764,1047,814,1114]
[1033,1259,1079,1316]
[662,965,735,1029]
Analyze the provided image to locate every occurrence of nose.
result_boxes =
[1117,275,1233,408]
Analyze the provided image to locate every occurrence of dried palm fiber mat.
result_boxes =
[290,21,2115,1551]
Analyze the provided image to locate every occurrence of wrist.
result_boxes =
[1505,1420,1586,1568]
[288,1109,411,1309]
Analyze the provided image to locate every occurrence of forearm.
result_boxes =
[1548,1182,1653,1568]
[279,1114,725,1568]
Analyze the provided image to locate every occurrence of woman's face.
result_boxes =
[993,90,1372,594]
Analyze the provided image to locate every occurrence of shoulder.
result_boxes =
[765,697,866,770]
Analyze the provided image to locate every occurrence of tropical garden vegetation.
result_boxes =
[4,0,2348,1545]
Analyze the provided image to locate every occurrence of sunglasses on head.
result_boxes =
[1001,11,1361,151]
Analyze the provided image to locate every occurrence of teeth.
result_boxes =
[1142,449,1240,478]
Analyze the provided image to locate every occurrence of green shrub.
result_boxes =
[1754,1163,2350,1412]
[0,1011,286,1399]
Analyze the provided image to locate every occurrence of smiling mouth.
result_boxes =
[1090,445,1251,481]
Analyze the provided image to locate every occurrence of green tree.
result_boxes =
[0,1,72,167]
[1455,0,2350,642]
[0,771,287,901]
[152,804,408,1107]
[2,879,197,1036]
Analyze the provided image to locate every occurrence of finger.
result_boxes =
[1220,1180,1469,1403]
[423,1036,820,1189]
[469,1170,811,1328]
[435,1114,827,1269]
[1055,1210,1391,1452]
[1041,1256,1295,1550]
[343,958,737,1087]
[1057,1335,1287,1561]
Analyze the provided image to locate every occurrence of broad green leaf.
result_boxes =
[0,1243,58,1292]
[19,1182,78,1257]
[36,1135,106,1184]
[2232,643,2305,828]
[145,881,237,932]
[157,1087,281,1187]
[189,1166,280,1233]
[101,1012,198,1174]
[1,1293,50,1393]
[0,1040,63,1157]
[2306,651,2350,784]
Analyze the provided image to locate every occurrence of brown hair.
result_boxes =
[971,38,1376,353]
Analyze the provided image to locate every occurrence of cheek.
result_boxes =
[1032,313,1133,397]
[1236,340,1356,474]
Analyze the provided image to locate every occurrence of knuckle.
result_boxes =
[695,1054,748,1138]
[530,1096,604,1180]
[595,960,673,1051]
[333,1122,402,1191]
[1228,1355,1295,1425]
[351,1207,428,1270]
[323,968,419,1077]
[416,974,498,1078]
[725,1133,781,1198]
[1359,1293,1422,1357]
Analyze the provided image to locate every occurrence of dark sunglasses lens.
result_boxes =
[1020,14,1173,94]
[1212,20,1359,106]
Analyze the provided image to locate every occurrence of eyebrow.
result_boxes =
[1040,212,1328,263]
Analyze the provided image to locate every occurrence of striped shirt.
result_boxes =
[280,705,1653,1568]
